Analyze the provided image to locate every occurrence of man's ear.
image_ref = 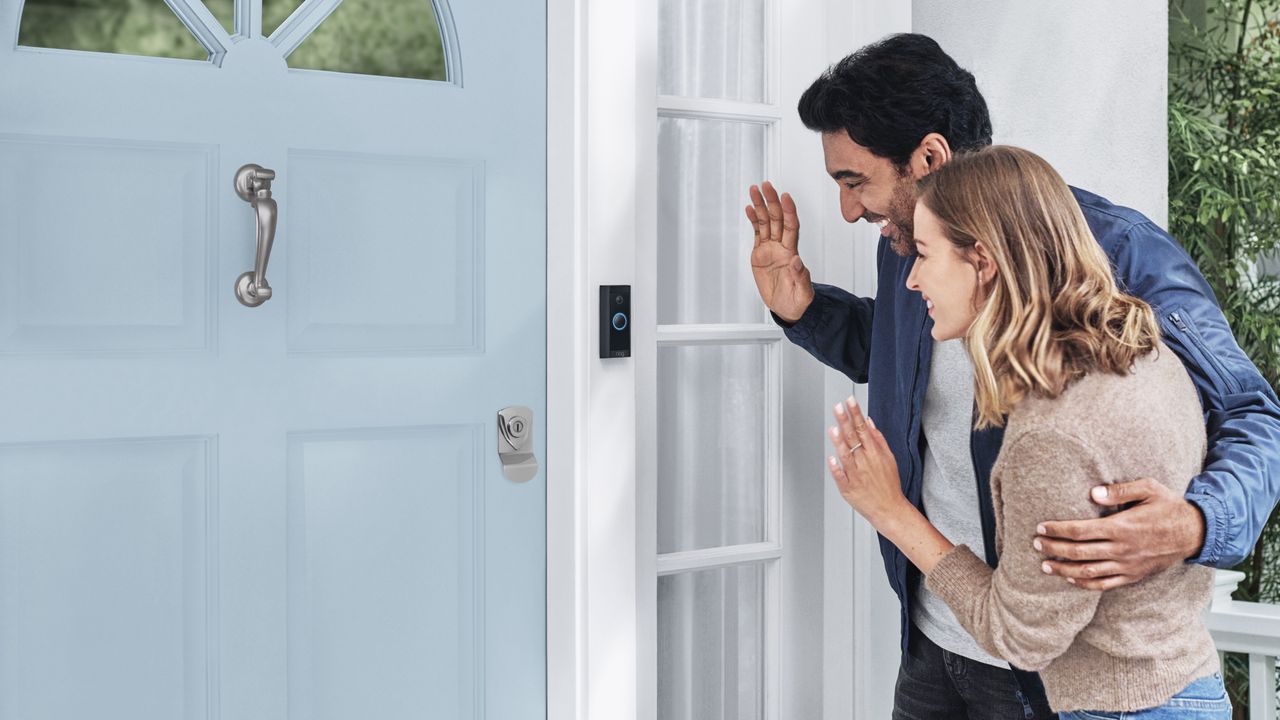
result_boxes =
[911,133,954,179]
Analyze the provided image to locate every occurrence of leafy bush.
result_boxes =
[1169,1,1280,715]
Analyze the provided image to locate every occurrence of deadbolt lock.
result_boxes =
[497,406,537,483]
[505,416,528,440]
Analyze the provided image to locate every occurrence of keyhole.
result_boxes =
[508,417,527,438]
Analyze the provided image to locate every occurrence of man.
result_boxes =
[748,34,1280,718]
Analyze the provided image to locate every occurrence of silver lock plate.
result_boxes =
[498,406,538,483]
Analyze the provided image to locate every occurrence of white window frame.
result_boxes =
[648,3,786,716]
[547,2,911,719]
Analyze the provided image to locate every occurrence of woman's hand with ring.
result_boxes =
[827,395,909,529]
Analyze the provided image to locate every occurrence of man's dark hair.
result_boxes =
[798,34,993,167]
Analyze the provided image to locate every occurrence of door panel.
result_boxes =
[0,437,213,720]
[286,425,481,720]
[0,2,546,719]
[284,150,481,354]
[0,136,215,354]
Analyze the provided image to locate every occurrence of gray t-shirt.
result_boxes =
[910,339,1010,669]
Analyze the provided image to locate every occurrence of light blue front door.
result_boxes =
[0,3,545,719]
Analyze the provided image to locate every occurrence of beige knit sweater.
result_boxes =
[926,342,1218,713]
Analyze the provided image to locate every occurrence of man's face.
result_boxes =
[820,131,918,256]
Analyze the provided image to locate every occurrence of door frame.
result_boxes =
[547,1,640,718]
[546,1,911,719]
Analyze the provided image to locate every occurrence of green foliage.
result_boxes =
[284,0,446,81]
[1170,1,1280,716]
[264,0,307,36]
[1171,0,1280,598]
[19,0,209,60]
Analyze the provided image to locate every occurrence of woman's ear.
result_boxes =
[972,241,998,286]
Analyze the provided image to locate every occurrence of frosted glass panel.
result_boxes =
[658,0,766,102]
[658,117,769,325]
[658,344,767,554]
[658,564,765,720]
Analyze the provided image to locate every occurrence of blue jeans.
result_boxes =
[1058,673,1231,719]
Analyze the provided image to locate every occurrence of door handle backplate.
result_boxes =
[497,406,538,483]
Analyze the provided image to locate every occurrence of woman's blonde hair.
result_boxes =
[916,145,1161,429]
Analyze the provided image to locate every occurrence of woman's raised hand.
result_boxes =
[827,396,909,528]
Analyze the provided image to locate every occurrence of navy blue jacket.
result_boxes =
[781,187,1280,668]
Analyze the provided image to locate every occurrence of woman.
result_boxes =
[828,145,1229,718]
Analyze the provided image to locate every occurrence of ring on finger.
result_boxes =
[846,442,863,456]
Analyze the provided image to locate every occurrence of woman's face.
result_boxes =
[905,204,987,341]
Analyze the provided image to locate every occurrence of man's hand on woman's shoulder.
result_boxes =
[1033,478,1207,591]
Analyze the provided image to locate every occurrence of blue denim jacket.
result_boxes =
[780,186,1280,671]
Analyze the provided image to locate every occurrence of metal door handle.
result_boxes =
[234,164,277,307]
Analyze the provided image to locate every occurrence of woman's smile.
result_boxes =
[905,204,988,341]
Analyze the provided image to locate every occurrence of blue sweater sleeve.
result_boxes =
[1112,221,1280,567]
[773,283,875,384]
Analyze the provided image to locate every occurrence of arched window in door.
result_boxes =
[17,0,458,84]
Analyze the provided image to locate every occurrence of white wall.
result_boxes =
[913,0,1170,226]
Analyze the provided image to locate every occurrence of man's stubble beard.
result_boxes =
[887,226,915,257]
[886,177,917,257]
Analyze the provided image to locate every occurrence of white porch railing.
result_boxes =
[1209,569,1280,720]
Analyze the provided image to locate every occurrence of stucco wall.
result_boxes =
[912,0,1169,226]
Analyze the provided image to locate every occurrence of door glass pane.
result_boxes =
[201,0,233,34]
[658,0,767,102]
[286,0,447,81]
[658,344,767,554]
[658,564,765,720]
[18,0,208,60]
[658,116,769,325]
[263,0,305,37]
